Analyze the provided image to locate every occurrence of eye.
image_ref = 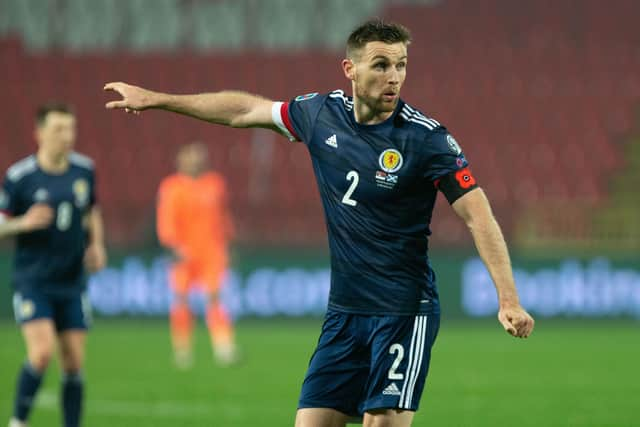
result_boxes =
[374,62,387,70]
[397,62,406,70]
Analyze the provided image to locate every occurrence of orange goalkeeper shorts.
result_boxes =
[170,255,228,294]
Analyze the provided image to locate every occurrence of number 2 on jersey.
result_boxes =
[341,170,359,206]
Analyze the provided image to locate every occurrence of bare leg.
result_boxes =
[363,409,415,427]
[11,319,56,424]
[295,408,351,427]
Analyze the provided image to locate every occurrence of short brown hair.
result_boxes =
[36,102,74,127]
[346,18,411,59]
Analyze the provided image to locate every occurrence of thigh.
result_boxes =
[53,292,92,333]
[170,260,197,294]
[363,408,415,427]
[295,408,350,427]
[298,311,369,418]
[58,329,87,372]
[200,259,227,294]
[21,317,58,368]
[361,313,440,414]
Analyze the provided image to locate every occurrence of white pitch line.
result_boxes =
[35,390,237,419]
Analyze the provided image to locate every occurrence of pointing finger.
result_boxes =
[103,82,123,91]
[106,100,127,110]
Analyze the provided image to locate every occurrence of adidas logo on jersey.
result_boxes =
[325,134,338,148]
[382,382,401,396]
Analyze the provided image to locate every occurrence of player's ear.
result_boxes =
[342,58,356,81]
[33,126,43,147]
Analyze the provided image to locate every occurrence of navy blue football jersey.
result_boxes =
[0,153,97,295]
[272,90,472,315]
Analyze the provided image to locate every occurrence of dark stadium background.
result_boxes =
[0,1,638,426]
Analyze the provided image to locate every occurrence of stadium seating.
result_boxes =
[1,0,638,246]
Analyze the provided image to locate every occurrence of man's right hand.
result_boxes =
[104,82,157,114]
[20,204,54,232]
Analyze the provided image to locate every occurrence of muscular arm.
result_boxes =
[452,188,534,338]
[104,83,281,132]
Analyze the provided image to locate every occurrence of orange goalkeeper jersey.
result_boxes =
[157,172,233,260]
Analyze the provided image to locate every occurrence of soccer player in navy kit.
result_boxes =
[105,19,534,427]
[0,104,106,427]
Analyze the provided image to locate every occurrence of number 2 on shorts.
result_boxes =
[388,343,405,380]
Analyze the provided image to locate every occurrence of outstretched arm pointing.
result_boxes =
[104,82,280,131]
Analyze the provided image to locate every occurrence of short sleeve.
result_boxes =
[0,173,17,218]
[423,129,469,181]
[271,92,326,144]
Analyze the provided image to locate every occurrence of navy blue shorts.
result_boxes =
[299,309,440,417]
[13,290,92,332]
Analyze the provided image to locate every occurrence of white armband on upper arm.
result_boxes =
[271,102,299,142]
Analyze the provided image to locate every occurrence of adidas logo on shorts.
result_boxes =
[382,382,401,396]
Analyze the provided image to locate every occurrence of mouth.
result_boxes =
[382,91,398,102]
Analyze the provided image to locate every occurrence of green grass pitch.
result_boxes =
[0,318,638,426]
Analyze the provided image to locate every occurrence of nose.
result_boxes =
[388,68,400,85]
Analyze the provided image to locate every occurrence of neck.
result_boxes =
[37,150,69,174]
[352,93,394,125]
[180,169,204,178]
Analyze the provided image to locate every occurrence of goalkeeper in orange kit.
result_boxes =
[157,142,237,368]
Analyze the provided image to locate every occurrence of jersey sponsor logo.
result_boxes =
[383,382,402,396]
[447,134,462,155]
[455,167,477,189]
[379,149,403,173]
[295,92,318,102]
[325,134,338,148]
[73,178,90,208]
[33,188,49,202]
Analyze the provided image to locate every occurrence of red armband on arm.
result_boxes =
[434,167,478,204]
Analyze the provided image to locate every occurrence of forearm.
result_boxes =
[468,214,520,307]
[0,216,24,239]
[87,207,105,246]
[151,90,269,127]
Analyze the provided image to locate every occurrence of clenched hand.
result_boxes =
[498,305,535,338]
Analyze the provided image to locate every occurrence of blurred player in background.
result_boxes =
[157,142,236,368]
[0,104,106,427]
[105,18,534,427]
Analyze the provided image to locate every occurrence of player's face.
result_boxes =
[177,144,208,176]
[348,41,407,113]
[36,112,76,158]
